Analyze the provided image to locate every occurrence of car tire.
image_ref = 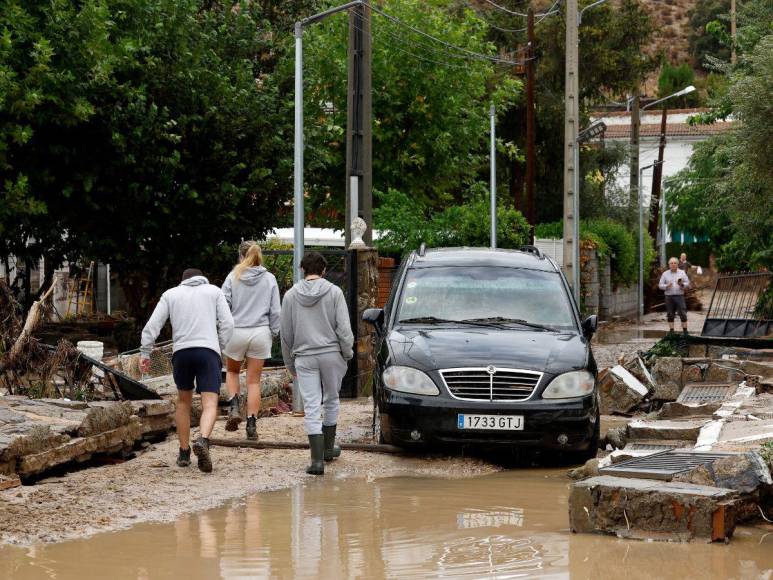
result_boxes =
[373,400,390,445]
[564,412,600,465]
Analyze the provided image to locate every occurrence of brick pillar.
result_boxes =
[355,248,379,396]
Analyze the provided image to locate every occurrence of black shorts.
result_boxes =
[172,347,222,394]
[665,295,688,322]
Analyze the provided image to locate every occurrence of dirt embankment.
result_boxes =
[0,399,499,546]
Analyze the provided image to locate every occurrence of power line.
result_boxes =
[365,2,525,65]
[482,0,562,18]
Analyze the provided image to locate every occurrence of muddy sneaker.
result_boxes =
[225,394,242,432]
[246,415,258,441]
[192,437,213,473]
[176,447,191,467]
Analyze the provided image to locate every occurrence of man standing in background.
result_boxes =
[658,257,690,334]
[141,269,233,472]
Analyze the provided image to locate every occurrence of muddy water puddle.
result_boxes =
[2,469,771,579]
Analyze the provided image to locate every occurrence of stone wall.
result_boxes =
[582,247,639,320]
[355,249,379,396]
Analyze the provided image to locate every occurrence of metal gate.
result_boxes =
[262,249,360,397]
[702,272,773,338]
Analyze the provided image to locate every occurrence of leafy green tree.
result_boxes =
[657,63,700,108]
[0,0,320,314]
[302,0,521,218]
[688,0,731,71]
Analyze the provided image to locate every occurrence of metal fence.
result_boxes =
[702,272,773,338]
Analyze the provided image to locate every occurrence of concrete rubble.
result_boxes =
[0,395,175,483]
[571,335,773,543]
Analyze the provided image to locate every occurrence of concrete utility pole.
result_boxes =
[345,3,373,247]
[490,104,497,249]
[731,0,737,65]
[525,7,536,240]
[629,85,640,206]
[562,0,579,292]
[649,107,668,259]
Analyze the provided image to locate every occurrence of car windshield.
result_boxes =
[396,266,576,331]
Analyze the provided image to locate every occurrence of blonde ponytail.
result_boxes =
[233,244,263,284]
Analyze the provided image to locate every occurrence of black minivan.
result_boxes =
[363,245,600,458]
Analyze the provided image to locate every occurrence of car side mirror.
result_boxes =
[362,308,385,333]
[582,315,598,338]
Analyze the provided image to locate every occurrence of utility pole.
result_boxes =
[649,107,668,263]
[525,6,536,240]
[345,3,373,247]
[490,104,497,249]
[562,0,579,291]
[731,0,737,65]
[629,85,640,206]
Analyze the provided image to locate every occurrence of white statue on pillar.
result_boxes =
[349,217,367,249]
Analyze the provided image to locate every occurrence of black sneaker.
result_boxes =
[176,447,191,467]
[246,415,258,441]
[192,437,213,473]
[225,394,242,432]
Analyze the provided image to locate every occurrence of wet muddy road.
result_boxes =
[2,469,771,579]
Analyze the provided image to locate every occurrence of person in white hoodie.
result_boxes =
[221,243,281,440]
[141,269,233,472]
[281,252,353,475]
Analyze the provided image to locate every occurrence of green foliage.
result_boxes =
[688,0,731,70]
[665,242,712,267]
[760,441,773,466]
[0,0,319,313]
[374,187,529,255]
[303,0,521,217]
[667,8,773,271]
[536,218,655,286]
[657,63,700,108]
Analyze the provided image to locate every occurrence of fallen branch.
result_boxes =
[209,437,403,454]
[9,279,57,359]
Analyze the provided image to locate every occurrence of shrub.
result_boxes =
[657,63,700,108]
[374,187,530,255]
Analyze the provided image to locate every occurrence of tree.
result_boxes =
[688,0,731,71]
[0,0,321,314]
[666,1,773,270]
[657,63,700,108]
[302,0,521,218]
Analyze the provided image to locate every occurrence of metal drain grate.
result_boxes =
[624,442,680,452]
[599,450,736,481]
[676,384,735,404]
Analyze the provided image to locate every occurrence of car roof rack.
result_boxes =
[418,242,427,257]
[519,245,544,259]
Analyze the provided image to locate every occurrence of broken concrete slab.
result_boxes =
[627,418,709,442]
[651,357,683,400]
[673,451,772,494]
[660,401,721,419]
[599,366,648,415]
[569,475,739,542]
[76,401,134,437]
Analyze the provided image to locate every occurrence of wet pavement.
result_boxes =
[2,469,771,579]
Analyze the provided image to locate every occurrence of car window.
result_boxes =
[396,266,576,330]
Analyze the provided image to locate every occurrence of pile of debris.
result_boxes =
[0,396,174,488]
[572,336,773,542]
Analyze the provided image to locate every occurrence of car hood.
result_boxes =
[387,326,589,374]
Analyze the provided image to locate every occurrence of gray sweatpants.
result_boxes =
[295,351,349,435]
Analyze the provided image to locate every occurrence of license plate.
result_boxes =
[457,414,524,430]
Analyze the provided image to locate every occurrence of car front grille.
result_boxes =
[440,368,543,402]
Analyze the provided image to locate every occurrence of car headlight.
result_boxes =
[542,370,595,399]
[382,366,440,396]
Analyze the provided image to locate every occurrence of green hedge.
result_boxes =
[536,219,655,286]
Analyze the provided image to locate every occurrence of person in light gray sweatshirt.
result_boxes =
[141,269,233,472]
[221,242,281,440]
[281,252,353,475]
[658,257,691,334]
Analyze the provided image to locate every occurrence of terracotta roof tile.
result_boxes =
[604,122,737,139]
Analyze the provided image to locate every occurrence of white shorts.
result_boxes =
[224,326,273,361]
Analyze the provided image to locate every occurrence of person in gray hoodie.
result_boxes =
[221,243,281,440]
[281,252,354,475]
[141,269,233,472]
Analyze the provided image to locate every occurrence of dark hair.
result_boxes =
[301,252,327,277]
[182,268,204,281]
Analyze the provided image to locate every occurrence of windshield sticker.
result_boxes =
[405,296,417,305]
[406,281,417,289]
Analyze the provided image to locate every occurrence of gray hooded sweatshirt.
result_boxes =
[221,266,281,334]
[141,276,234,357]
[280,278,354,374]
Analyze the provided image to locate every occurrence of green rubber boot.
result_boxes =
[306,434,325,475]
[322,424,341,462]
